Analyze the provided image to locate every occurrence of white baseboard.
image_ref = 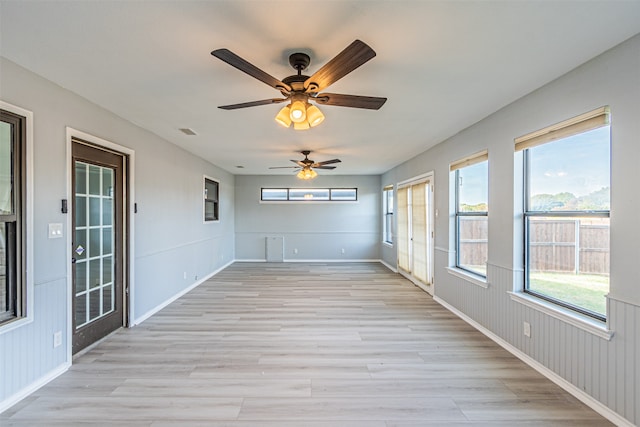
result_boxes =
[283,258,381,263]
[0,361,70,414]
[132,260,234,326]
[235,258,381,263]
[433,296,633,427]
[379,259,398,272]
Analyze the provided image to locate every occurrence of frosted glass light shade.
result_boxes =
[306,104,324,127]
[289,100,307,123]
[275,105,292,127]
[293,120,310,131]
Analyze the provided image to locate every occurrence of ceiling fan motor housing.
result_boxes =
[289,52,311,71]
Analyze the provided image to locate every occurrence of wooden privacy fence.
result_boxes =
[529,218,609,275]
[459,217,610,275]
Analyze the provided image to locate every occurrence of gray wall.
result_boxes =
[235,175,380,261]
[0,58,235,407]
[382,34,640,424]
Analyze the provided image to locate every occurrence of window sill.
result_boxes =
[509,291,613,341]
[382,241,393,248]
[0,317,33,336]
[446,267,488,288]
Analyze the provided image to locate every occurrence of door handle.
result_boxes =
[71,257,76,264]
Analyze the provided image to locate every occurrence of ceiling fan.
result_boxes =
[211,40,387,130]
[269,150,341,180]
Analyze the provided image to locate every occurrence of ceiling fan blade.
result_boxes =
[314,166,337,170]
[315,93,387,110]
[268,166,299,169]
[212,49,292,92]
[313,159,341,167]
[218,98,287,110]
[304,40,376,93]
[291,160,307,167]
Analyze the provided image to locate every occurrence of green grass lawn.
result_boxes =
[529,272,608,315]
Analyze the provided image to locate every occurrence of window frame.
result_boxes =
[382,185,393,245]
[451,151,488,279]
[261,187,358,202]
[520,107,610,322]
[203,176,219,222]
[0,102,32,332]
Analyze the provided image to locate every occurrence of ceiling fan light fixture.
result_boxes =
[306,104,325,127]
[293,120,310,131]
[275,105,292,127]
[289,99,307,123]
[297,167,318,180]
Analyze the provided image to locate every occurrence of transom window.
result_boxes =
[518,107,610,321]
[451,151,488,277]
[261,188,357,202]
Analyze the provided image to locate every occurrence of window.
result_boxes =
[451,151,488,277]
[1,108,26,325]
[518,107,610,321]
[330,188,357,201]
[261,188,357,202]
[289,188,330,201]
[383,185,393,244]
[204,177,219,221]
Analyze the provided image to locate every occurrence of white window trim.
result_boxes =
[446,266,489,289]
[0,101,34,335]
[509,291,613,340]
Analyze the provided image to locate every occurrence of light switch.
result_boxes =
[48,223,63,239]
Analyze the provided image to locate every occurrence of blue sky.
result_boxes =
[457,126,610,205]
[458,161,488,206]
[529,126,610,197]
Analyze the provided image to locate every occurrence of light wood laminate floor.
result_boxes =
[2,262,612,426]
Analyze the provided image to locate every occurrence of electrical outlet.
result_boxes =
[523,321,531,338]
[183,271,187,279]
[53,331,62,348]
[341,248,345,254]
[293,248,298,254]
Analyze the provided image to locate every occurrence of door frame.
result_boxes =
[65,128,135,360]
[396,171,435,295]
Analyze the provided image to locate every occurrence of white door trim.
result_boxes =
[65,127,135,361]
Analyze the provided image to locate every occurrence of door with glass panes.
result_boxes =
[72,141,126,354]
[396,178,434,294]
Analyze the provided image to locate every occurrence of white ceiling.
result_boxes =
[1,1,639,175]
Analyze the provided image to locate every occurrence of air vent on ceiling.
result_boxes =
[179,128,197,136]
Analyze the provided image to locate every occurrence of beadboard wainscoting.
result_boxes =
[435,259,639,426]
[0,279,70,412]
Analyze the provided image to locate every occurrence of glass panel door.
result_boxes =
[72,140,125,354]
[396,178,434,294]
[411,182,428,284]
[396,187,409,272]
[74,161,115,328]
